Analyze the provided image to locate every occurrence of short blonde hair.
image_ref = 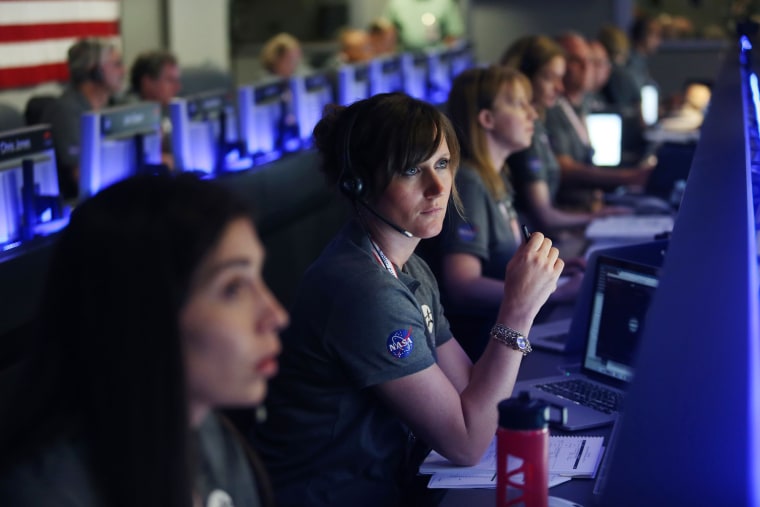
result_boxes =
[260,33,301,73]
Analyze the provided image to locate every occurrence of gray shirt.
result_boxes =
[41,86,90,198]
[0,414,260,507]
[545,98,594,165]
[440,163,519,285]
[254,220,452,507]
[509,118,562,214]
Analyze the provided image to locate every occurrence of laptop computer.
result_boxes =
[515,255,660,431]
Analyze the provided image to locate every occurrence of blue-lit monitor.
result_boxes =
[79,102,164,200]
[336,62,371,106]
[401,52,430,101]
[448,41,475,81]
[369,55,406,96]
[427,42,475,105]
[238,78,302,165]
[291,72,334,148]
[170,89,250,176]
[0,125,66,252]
[427,48,452,105]
[600,42,760,506]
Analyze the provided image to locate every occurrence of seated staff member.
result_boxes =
[545,32,653,209]
[42,38,125,199]
[439,65,583,361]
[260,32,307,79]
[0,174,288,507]
[502,35,626,233]
[129,49,181,107]
[251,93,563,507]
[129,49,182,166]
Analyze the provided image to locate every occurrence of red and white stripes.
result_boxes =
[0,0,121,89]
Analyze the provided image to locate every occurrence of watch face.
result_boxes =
[516,336,528,350]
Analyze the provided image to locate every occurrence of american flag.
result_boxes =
[0,0,121,89]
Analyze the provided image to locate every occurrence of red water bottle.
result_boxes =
[496,391,565,507]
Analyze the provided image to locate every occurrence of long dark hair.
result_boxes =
[0,173,251,507]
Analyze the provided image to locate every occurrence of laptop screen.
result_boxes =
[640,84,659,126]
[583,256,659,384]
[586,113,622,166]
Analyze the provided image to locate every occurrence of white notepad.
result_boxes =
[585,215,674,241]
[420,435,605,481]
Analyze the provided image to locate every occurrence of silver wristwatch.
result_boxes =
[490,323,532,356]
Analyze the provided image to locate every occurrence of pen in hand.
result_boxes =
[522,224,531,243]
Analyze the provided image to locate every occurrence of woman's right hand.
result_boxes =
[497,232,563,332]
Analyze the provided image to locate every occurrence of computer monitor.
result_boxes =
[369,55,406,96]
[169,88,250,176]
[586,112,623,166]
[79,102,164,200]
[640,84,659,126]
[401,51,431,101]
[427,41,475,105]
[427,48,453,105]
[291,72,334,148]
[448,41,475,81]
[600,40,760,505]
[336,62,372,106]
[0,124,66,252]
[238,78,302,166]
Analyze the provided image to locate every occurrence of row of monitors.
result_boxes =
[0,44,474,253]
[174,44,474,174]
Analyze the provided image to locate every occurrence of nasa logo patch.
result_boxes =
[528,157,542,173]
[387,327,414,359]
[457,223,477,242]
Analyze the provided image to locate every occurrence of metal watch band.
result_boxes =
[490,323,532,356]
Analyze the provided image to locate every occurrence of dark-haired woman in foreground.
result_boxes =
[0,174,287,507]
[252,93,563,507]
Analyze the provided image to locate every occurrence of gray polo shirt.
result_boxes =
[439,163,519,284]
[254,220,452,507]
[509,118,562,213]
[545,99,594,165]
[41,87,90,198]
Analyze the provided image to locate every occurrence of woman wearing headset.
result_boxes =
[251,93,563,507]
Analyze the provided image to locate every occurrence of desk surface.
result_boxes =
[437,305,610,507]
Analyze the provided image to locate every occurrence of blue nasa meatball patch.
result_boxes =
[528,157,542,174]
[387,327,414,359]
[457,223,477,242]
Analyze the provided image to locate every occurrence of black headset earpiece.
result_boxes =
[336,101,413,238]
[340,175,364,198]
[337,105,365,200]
[89,63,105,84]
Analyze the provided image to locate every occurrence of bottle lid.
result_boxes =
[497,391,550,430]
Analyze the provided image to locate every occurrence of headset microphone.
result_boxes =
[338,102,413,239]
[355,198,414,238]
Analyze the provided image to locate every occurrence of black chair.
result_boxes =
[24,95,57,126]
[179,65,233,97]
[0,102,24,131]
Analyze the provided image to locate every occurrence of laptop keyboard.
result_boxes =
[536,379,623,414]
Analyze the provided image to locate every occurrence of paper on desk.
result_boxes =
[420,436,604,478]
[427,473,572,489]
